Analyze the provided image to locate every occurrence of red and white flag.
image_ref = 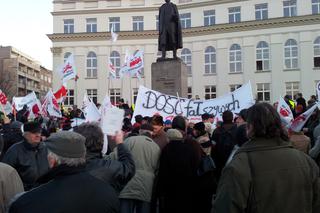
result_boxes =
[54,85,67,103]
[108,58,117,79]
[42,90,62,118]
[289,103,319,132]
[60,54,77,83]
[277,96,294,127]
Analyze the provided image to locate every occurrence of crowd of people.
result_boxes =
[0,94,319,213]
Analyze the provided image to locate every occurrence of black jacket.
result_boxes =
[2,139,49,191]
[9,164,120,213]
[85,143,136,193]
[0,124,24,159]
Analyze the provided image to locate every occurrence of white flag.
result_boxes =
[289,103,320,132]
[111,25,118,42]
[42,90,62,118]
[277,96,294,127]
[60,54,77,83]
[82,94,101,122]
[119,50,144,77]
[0,101,12,115]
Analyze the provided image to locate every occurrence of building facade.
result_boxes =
[0,46,53,100]
[49,0,320,106]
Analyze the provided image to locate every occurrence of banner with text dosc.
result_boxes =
[132,82,255,123]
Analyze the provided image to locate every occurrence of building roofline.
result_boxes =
[48,14,320,42]
[51,0,247,16]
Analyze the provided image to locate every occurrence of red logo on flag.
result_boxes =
[63,63,72,73]
[279,106,290,117]
[0,92,7,105]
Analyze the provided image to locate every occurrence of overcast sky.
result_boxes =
[0,0,53,69]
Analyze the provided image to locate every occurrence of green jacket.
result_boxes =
[110,136,160,202]
[212,137,320,213]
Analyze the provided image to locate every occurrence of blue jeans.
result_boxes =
[120,198,151,213]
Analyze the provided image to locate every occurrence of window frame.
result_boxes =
[86,52,97,78]
[204,46,216,74]
[255,3,268,20]
[229,44,242,73]
[132,16,144,32]
[204,10,215,26]
[109,17,120,32]
[64,19,74,34]
[256,41,270,71]
[181,48,192,76]
[283,0,297,17]
[284,39,299,69]
[228,7,241,23]
[180,13,191,29]
[86,18,97,33]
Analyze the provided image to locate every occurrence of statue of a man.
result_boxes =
[158,0,183,60]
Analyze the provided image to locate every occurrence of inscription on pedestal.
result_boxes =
[151,59,188,98]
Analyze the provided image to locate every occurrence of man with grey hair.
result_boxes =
[2,121,49,190]
[9,131,121,213]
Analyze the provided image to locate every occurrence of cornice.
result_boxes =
[51,0,247,16]
[47,14,320,42]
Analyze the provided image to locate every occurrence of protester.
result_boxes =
[211,110,238,179]
[235,109,249,147]
[110,130,160,213]
[303,107,320,146]
[295,93,307,112]
[193,122,212,155]
[2,121,49,191]
[289,130,311,154]
[0,134,24,213]
[155,136,215,213]
[0,117,23,159]
[202,113,214,135]
[212,103,320,213]
[151,115,169,150]
[284,95,296,117]
[171,115,187,138]
[163,119,172,132]
[73,122,135,193]
[9,131,121,213]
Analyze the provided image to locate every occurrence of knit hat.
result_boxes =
[45,131,86,158]
[166,129,183,141]
[23,121,42,133]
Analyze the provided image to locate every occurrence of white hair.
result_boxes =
[47,150,85,167]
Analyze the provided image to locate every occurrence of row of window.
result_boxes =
[65,37,320,78]
[63,81,304,106]
[63,0,320,33]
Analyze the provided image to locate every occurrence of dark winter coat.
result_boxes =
[158,2,183,51]
[213,137,320,213]
[9,164,120,213]
[85,143,136,193]
[2,139,49,191]
[0,124,24,159]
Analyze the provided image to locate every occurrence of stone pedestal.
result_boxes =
[151,59,188,98]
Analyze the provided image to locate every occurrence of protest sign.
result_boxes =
[132,82,255,123]
[101,107,124,136]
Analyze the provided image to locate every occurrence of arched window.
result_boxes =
[314,36,320,68]
[110,51,120,78]
[86,51,97,78]
[181,48,192,75]
[284,39,298,69]
[64,52,72,63]
[229,44,242,72]
[256,41,270,71]
[204,46,216,74]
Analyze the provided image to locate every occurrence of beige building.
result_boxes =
[49,0,320,106]
[0,46,53,100]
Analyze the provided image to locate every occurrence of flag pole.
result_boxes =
[176,92,184,116]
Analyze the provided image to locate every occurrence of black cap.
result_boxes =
[193,122,205,132]
[236,109,248,121]
[23,122,41,133]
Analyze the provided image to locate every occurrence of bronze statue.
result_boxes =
[158,0,183,60]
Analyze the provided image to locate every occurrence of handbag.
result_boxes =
[197,155,216,176]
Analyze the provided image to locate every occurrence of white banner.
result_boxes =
[12,92,39,111]
[132,82,255,123]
